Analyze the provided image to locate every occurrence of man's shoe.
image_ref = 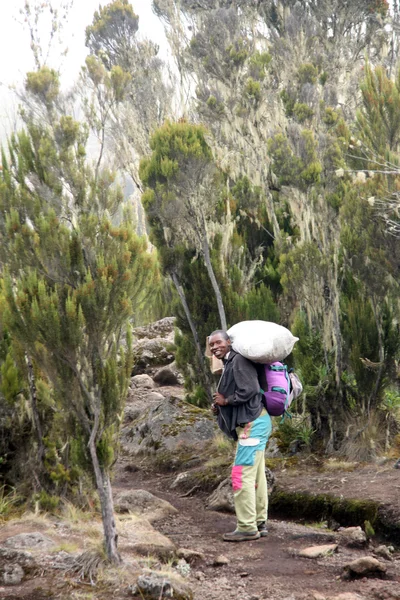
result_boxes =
[223,530,260,542]
[257,522,268,537]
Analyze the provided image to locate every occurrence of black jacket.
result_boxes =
[216,350,264,440]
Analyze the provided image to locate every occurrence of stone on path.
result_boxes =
[2,564,24,585]
[374,545,393,561]
[213,554,230,566]
[130,374,155,389]
[4,533,54,550]
[343,556,387,578]
[298,544,338,559]
[114,489,177,522]
[176,548,205,564]
[129,571,193,599]
[154,363,183,386]
[118,517,175,560]
[328,594,366,600]
[337,526,367,547]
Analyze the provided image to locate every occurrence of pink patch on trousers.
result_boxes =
[231,466,243,491]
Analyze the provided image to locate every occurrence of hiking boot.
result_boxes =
[223,530,260,542]
[257,522,268,537]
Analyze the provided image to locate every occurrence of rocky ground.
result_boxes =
[1,318,400,600]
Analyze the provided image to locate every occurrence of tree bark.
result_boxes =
[88,437,120,564]
[25,353,45,462]
[201,236,227,331]
[368,298,385,415]
[171,271,214,402]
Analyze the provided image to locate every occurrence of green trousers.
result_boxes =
[231,409,272,533]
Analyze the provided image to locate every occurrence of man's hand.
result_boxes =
[213,392,228,406]
[211,403,219,415]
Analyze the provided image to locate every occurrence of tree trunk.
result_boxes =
[171,271,214,402]
[368,298,385,414]
[88,438,120,564]
[25,353,45,462]
[201,237,227,331]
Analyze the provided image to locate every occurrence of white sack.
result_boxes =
[227,320,299,363]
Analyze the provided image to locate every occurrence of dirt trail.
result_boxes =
[114,464,400,600]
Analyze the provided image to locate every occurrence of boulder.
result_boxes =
[121,396,217,458]
[118,517,175,560]
[328,594,365,600]
[343,556,387,579]
[374,545,393,561]
[133,317,176,341]
[337,526,367,548]
[213,555,230,566]
[129,571,193,600]
[2,563,24,585]
[153,363,184,386]
[147,392,166,402]
[298,544,338,559]
[0,548,35,567]
[132,338,175,375]
[4,533,54,550]
[206,468,275,513]
[114,489,177,522]
[131,374,155,389]
[176,548,205,565]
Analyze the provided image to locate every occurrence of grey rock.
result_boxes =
[4,533,53,550]
[337,526,367,548]
[343,556,387,578]
[0,548,35,567]
[131,374,155,389]
[146,392,166,402]
[129,572,193,599]
[114,489,177,522]
[122,396,217,457]
[176,548,205,564]
[170,472,191,490]
[153,364,183,386]
[213,554,230,566]
[132,338,175,375]
[298,544,338,559]
[329,594,365,600]
[133,317,176,341]
[2,563,24,585]
[374,545,393,561]
[264,438,282,458]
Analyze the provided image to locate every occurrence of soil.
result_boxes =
[111,460,400,600]
[1,461,400,600]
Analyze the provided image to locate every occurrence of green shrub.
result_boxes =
[245,78,261,102]
[319,71,328,85]
[293,102,314,123]
[297,63,318,85]
[322,107,339,126]
[280,89,295,116]
[249,51,272,80]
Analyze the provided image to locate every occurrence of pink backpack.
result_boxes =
[259,362,302,417]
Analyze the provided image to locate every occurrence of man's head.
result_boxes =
[209,330,231,360]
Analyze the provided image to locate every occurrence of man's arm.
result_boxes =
[226,355,260,406]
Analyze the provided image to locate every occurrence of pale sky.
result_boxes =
[0,0,166,140]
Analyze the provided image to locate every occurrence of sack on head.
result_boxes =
[227,320,299,363]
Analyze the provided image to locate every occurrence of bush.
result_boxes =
[245,78,261,102]
[293,102,314,123]
[297,63,319,85]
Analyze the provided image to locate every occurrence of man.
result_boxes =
[209,329,272,542]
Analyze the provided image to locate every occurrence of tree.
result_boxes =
[85,0,173,190]
[0,71,157,563]
[140,121,228,330]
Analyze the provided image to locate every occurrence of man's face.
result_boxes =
[209,333,231,360]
